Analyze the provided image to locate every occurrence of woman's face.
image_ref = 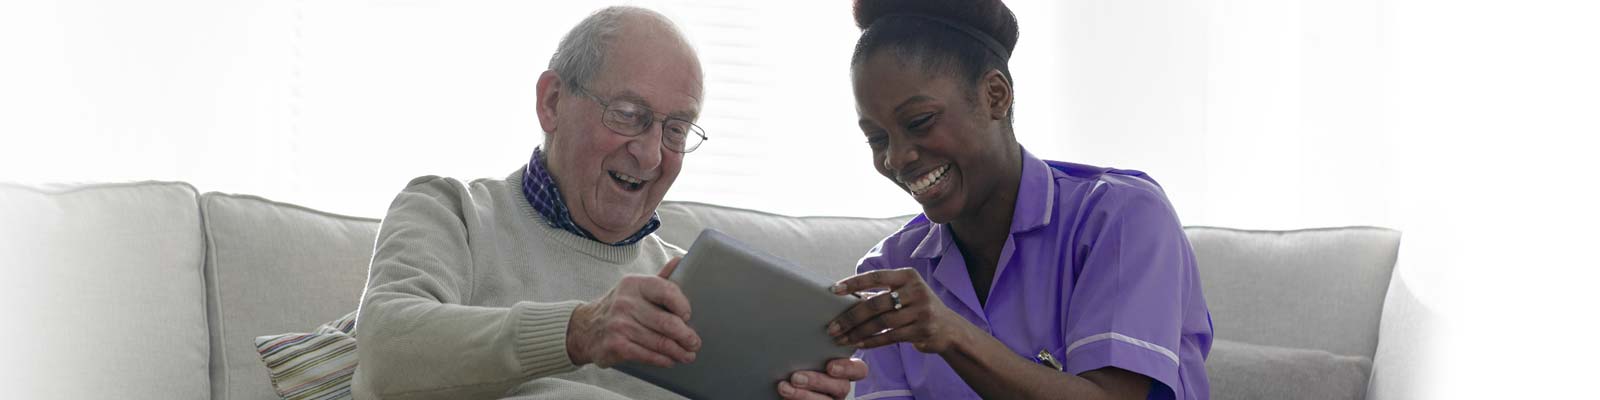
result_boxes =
[852,52,1011,224]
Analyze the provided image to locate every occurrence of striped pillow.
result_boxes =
[254,310,358,400]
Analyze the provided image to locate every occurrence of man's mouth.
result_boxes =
[608,170,647,191]
[904,164,951,196]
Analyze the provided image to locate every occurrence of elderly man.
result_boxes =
[353,6,863,400]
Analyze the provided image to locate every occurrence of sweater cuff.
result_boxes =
[511,300,584,377]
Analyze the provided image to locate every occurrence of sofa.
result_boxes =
[0,180,1420,400]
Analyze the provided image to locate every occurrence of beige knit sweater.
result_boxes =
[353,169,686,400]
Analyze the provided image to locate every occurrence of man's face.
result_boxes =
[545,22,703,243]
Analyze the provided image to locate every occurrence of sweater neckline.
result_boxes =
[505,170,642,265]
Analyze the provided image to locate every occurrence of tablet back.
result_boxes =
[616,229,857,399]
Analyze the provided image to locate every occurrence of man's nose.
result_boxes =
[627,121,665,171]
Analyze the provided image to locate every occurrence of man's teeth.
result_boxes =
[907,165,950,195]
[610,171,643,185]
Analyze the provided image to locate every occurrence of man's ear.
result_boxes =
[980,69,1012,121]
[536,70,562,134]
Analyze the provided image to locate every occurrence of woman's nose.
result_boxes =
[883,137,917,172]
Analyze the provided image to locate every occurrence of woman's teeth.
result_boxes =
[907,164,950,195]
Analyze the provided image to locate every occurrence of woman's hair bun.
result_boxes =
[852,0,1018,54]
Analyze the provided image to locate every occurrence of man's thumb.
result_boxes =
[657,257,682,279]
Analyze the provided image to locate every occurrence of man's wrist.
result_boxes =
[565,302,593,366]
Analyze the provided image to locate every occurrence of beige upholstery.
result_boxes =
[0,184,1409,400]
[200,192,379,400]
[1,182,211,400]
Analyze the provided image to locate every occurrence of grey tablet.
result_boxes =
[616,229,857,399]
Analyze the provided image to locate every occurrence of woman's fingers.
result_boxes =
[853,323,925,350]
[839,304,921,344]
[829,268,916,295]
[828,279,922,338]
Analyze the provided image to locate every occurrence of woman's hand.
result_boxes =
[827,268,975,354]
[776,358,868,400]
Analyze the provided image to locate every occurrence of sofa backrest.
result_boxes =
[1,182,213,400]
[1186,226,1401,359]
[654,201,914,286]
[199,192,380,400]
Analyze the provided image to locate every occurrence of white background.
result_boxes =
[3,0,1598,397]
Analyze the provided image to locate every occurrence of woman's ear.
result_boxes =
[980,69,1012,121]
[536,70,562,134]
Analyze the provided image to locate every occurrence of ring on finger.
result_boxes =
[890,290,903,310]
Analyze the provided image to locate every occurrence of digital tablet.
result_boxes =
[616,229,858,399]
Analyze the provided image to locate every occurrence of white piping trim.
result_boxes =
[855,389,914,400]
[1064,332,1180,366]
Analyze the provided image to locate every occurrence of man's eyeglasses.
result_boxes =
[571,85,707,153]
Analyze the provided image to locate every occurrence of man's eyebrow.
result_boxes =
[613,89,698,120]
[893,95,936,115]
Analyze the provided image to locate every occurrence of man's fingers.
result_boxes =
[622,321,697,364]
[788,370,851,399]
[825,357,869,381]
[657,257,682,279]
[636,276,693,321]
[776,381,833,400]
[599,337,675,368]
[635,306,702,352]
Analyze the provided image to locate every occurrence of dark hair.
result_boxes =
[851,0,1019,118]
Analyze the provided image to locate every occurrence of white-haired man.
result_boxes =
[353,6,864,400]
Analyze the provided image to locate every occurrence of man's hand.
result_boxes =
[777,358,869,400]
[566,257,701,368]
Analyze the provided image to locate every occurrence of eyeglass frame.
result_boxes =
[568,83,708,153]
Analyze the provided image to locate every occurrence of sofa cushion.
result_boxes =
[655,201,914,285]
[0,182,210,400]
[1185,226,1401,358]
[201,193,379,400]
[1206,339,1371,400]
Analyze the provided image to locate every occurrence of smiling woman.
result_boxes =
[832,1,1213,399]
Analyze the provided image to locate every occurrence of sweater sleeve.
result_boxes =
[353,176,582,400]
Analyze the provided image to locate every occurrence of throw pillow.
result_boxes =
[254,310,359,400]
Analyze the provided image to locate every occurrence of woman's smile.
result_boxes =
[904,163,957,204]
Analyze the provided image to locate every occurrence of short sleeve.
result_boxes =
[850,250,915,400]
[1062,186,1195,400]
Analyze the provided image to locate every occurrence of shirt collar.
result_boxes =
[522,147,660,246]
[907,147,1055,259]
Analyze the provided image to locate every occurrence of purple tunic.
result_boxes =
[852,149,1212,400]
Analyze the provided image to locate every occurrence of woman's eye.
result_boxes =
[866,135,888,148]
[907,113,936,130]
